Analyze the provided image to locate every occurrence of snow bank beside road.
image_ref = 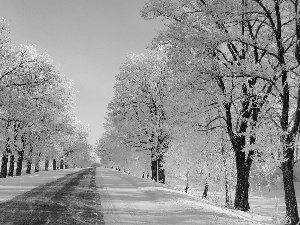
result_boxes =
[97,168,268,225]
[138,185,271,224]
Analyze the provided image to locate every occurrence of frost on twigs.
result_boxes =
[0,20,91,176]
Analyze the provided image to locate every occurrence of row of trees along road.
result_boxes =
[97,0,300,224]
[0,20,93,178]
[100,49,171,183]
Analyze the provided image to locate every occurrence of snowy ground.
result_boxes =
[0,168,81,202]
[0,168,103,224]
[165,175,300,225]
[0,167,297,224]
[249,183,300,224]
[96,168,264,225]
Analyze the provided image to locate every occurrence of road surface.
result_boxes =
[96,168,259,225]
[0,167,104,224]
[0,167,260,224]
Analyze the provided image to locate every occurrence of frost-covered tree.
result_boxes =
[62,120,92,168]
[97,120,151,176]
[142,2,300,222]
[105,48,173,183]
[141,0,271,211]
[96,130,114,168]
[0,20,85,177]
[165,127,236,206]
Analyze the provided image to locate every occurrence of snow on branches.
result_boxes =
[141,0,300,220]
[0,20,89,176]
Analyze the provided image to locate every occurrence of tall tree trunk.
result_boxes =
[60,159,64,169]
[34,160,40,172]
[16,134,27,176]
[45,159,49,171]
[234,149,252,211]
[281,138,299,225]
[221,144,230,207]
[223,94,254,211]
[223,155,230,207]
[225,177,230,207]
[151,159,156,181]
[231,95,256,211]
[9,121,19,177]
[1,136,11,178]
[0,154,8,178]
[8,155,14,176]
[151,156,165,183]
[26,159,31,174]
[53,159,56,170]
[26,140,33,174]
[35,153,41,172]
[16,150,24,176]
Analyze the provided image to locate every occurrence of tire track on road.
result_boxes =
[0,167,104,225]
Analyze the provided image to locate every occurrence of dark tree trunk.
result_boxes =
[26,141,33,174]
[151,157,165,183]
[17,134,27,176]
[60,160,64,169]
[26,160,31,174]
[281,138,299,225]
[223,76,259,211]
[16,151,24,176]
[53,159,56,170]
[222,148,230,207]
[151,160,155,181]
[8,155,14,176]
[282,161,299,225]
[234,149,252,211]
[35,152,41,172]
[202,182,209,199]
[231,102,255,211]
[0,154,8,178]
[9,122,19,177]
[45,159,49,171]
[34,160,40,172]
[224,174,230,207]
[1,137,11,178]
[149,126,168,184]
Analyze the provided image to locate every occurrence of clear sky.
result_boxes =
[0,0,162,146]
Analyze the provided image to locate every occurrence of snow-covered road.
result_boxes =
[96,167,262,225]
[0,167,268,224]
[0,168,104,224]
